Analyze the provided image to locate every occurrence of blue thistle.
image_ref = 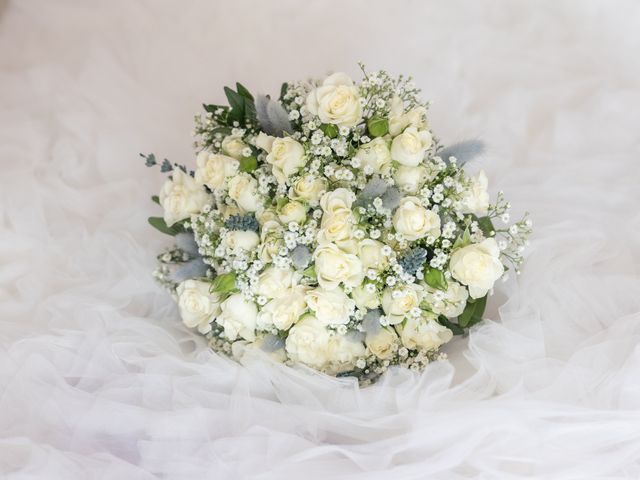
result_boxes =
[398,247,428,276]
[224,214,259,232]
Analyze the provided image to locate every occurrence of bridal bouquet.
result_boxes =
[144,65,531,383]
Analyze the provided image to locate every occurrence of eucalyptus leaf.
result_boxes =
[476,215,495,237]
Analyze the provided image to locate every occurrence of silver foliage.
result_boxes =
[255,94,293,137]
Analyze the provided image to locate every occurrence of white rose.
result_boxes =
[398,314,453,350]
[176,279,221,334]
[216,293,258,341]
[314,242,364,290]
[266,137,306,184]
[258,221,284,263]
[292,175,328,206]
[365,327,399,360]
[160,169,211,226]
[278,201,307,225]
[390,126,432,166]
[351,285,380,310]
[320,188,355,213]
[358,239,387,271]
[225,230,260,253]
[381,284,423,325]
[353,137,391,174]
[256,208,279,226]
[257,285,308,331]
[329,333,366,373]
[232,335,288,363]
[461,170,490,216]
[221,134,248,160]
[424,280,469,318]
[305,287,355,325]
[394,165,430,194]
[306,72,363,127]
[393,197,441,240]
[449,238,504,299]
[256,267,300,299]
[285,315,333,369]
[318,208,353,247]
[194,151,239,191]
[228,173,263,212]
[255,131,276,153]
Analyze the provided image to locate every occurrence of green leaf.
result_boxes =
[280,82,288,101]
[437,315,465,335]
[458,295,488,328]
[203,103,228,114]
[235,82,254,100]
[210,272,237,293]
[224,86,246,123]
[452,227,472,250]
[303,265,316,279]
[367,117,389,137]
[319,123,339,138]
[151,195,160,205]
[476,216,495,237]
[424,267,448,291]
[239,155,258,172]
[148,216,183,236]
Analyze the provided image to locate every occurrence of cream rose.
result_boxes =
[216,294,258,341]
[394,165,429,194]
[305,287,355,325]
[278,201,307,225]
[306,72,363,127]
[258,221,284,263]
[285,315,333,369]
[225,230,260,253]
[449,238,504,299]
[266,137,306,184]
[381,284,423,325]
[256,267,300,299]
[389,95,428,137]
[393,197,441,240]
[358,239,387,271]
[159,169,211,226]
[228,173,263,212]
[313,242,364,290]
[460,170,490,216]
[320,188,355,213]
[329,333,366,372]
[221,134,248,160]
[318,208,353,246]
[176,279,221,334]
[194,151,239,191]
[398,314,453,350]
[255,132,275,153]
[353,137,392,174]
[351,285,380,310]
[291,175,327,206]
[257,285,308,331]
[424,280,469,318]
[390,126,432,166]
[365,327,399,360]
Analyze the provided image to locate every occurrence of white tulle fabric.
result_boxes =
[2,0,640,478]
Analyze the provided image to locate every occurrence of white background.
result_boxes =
[1,1,640,478]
